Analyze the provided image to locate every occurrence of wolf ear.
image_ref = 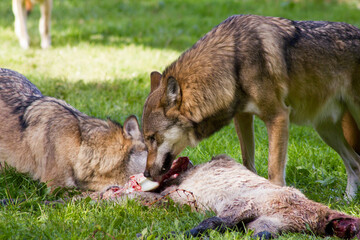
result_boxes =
[166,77,181,107]
[150,71,162,93]
[123,115,141,140]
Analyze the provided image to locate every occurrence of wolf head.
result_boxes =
[142,72,198,181]
[75,115,148,191]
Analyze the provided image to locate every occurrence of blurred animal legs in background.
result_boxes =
[12,0,52,49]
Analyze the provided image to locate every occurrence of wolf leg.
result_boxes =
[342,111,360,155]
[264,108,290,187]
[12,0,30,49]
[234,113,256,173]
[315,119,360,199]
[39,0,52,48]
[346,99,360,152]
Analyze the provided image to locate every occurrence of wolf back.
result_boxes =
[0,68,147,191]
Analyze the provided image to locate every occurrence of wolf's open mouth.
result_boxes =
[105,157,191,195]
[159,156,191,184]
[159,152,174,176]
[139,156,191,191]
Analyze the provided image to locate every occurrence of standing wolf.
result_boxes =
[0,68,147,191]
[142,15,360,198]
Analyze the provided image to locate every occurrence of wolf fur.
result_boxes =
[142,14,360,198]
[12,0,52,49]
[123,155,360,239]
[0,68,147,191]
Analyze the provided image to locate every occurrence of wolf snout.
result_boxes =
[144,169,152,178]
[144,168,164,182]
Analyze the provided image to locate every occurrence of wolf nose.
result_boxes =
[144,170,151,178]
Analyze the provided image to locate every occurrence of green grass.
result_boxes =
[1,0,360,239]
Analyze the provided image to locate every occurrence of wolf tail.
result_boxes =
[25,0,33,16]
[342,111,360,155]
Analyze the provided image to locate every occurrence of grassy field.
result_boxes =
[1,0,360,239]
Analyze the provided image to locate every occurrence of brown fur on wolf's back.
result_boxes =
[159,16,360,126]
[0,68,147,191]
[142,14,360,198]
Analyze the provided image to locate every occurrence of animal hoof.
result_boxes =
[184,229,201,237]
[252,231,273,239]
[41,37,51,49]
[19,39,30,49]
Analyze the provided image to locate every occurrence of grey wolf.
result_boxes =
[108,155,360,239]
[142,14,360,198]
[0,68,147,191]
[12,0,52,49]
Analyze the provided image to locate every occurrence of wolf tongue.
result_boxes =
[161,157,190,183]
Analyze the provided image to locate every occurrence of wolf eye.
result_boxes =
[148,135,156,144]
[129,148,135,155]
